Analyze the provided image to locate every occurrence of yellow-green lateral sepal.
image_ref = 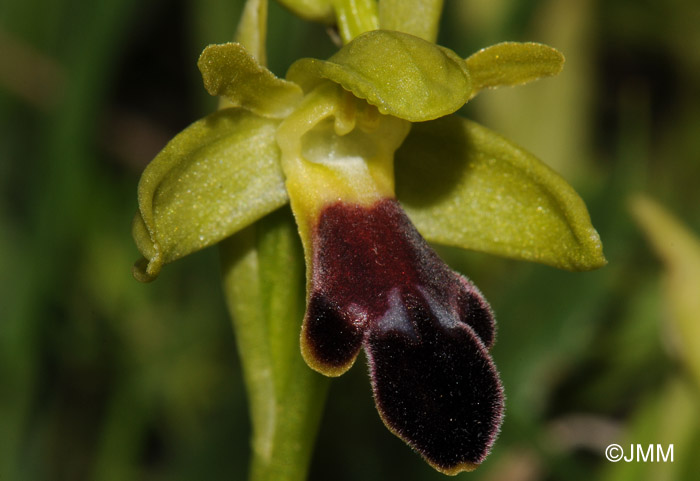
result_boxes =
[395,115,606,271]
[198,43,303,118]
[133,108,288,282]
[287,30,471,122]
[465,42,564,98]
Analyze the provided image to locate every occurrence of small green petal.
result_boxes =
[395,115,606,271]
[275,0,334,23]
[287,30,472,122]
[133,108,288,282]
[378,0,443,42]
[465,42,564,98]
[630,195,700,387]
[198,43,303,118]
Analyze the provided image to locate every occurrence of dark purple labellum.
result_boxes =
[301,199,504,473]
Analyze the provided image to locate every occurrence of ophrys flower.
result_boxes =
[132,8,605,475]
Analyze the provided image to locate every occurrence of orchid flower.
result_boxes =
[132,0,605,476]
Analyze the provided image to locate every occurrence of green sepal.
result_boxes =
[287,30,472,122]
[465,42,564,98]
[378,0,443,42]
[395,115,606,271]
[198,43,303,118]
[275,0,334,23]
[132,108,288,282]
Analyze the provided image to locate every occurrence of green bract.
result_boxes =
[287,30,472,121]
[220,207,329,481]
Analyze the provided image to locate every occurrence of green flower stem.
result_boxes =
[220,207,329,481]
[334,0,379,44]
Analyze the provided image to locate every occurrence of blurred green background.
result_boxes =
[1,0,699,480]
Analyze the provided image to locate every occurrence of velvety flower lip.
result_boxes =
[301,198,504,474]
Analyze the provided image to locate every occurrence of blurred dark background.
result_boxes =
[1,0,699,480]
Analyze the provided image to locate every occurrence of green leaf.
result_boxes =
[465,42,564,98]
[198,43,303,118]
[395,115,606,271]
[133,108,288,282]
[378,0,443,42]
[275,0,334,23]
[220,207,329,481]
[630,195,700,388]
[287,30,472,122]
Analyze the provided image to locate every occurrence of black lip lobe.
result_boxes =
[304,293,364,371]
[366,295,503,471]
